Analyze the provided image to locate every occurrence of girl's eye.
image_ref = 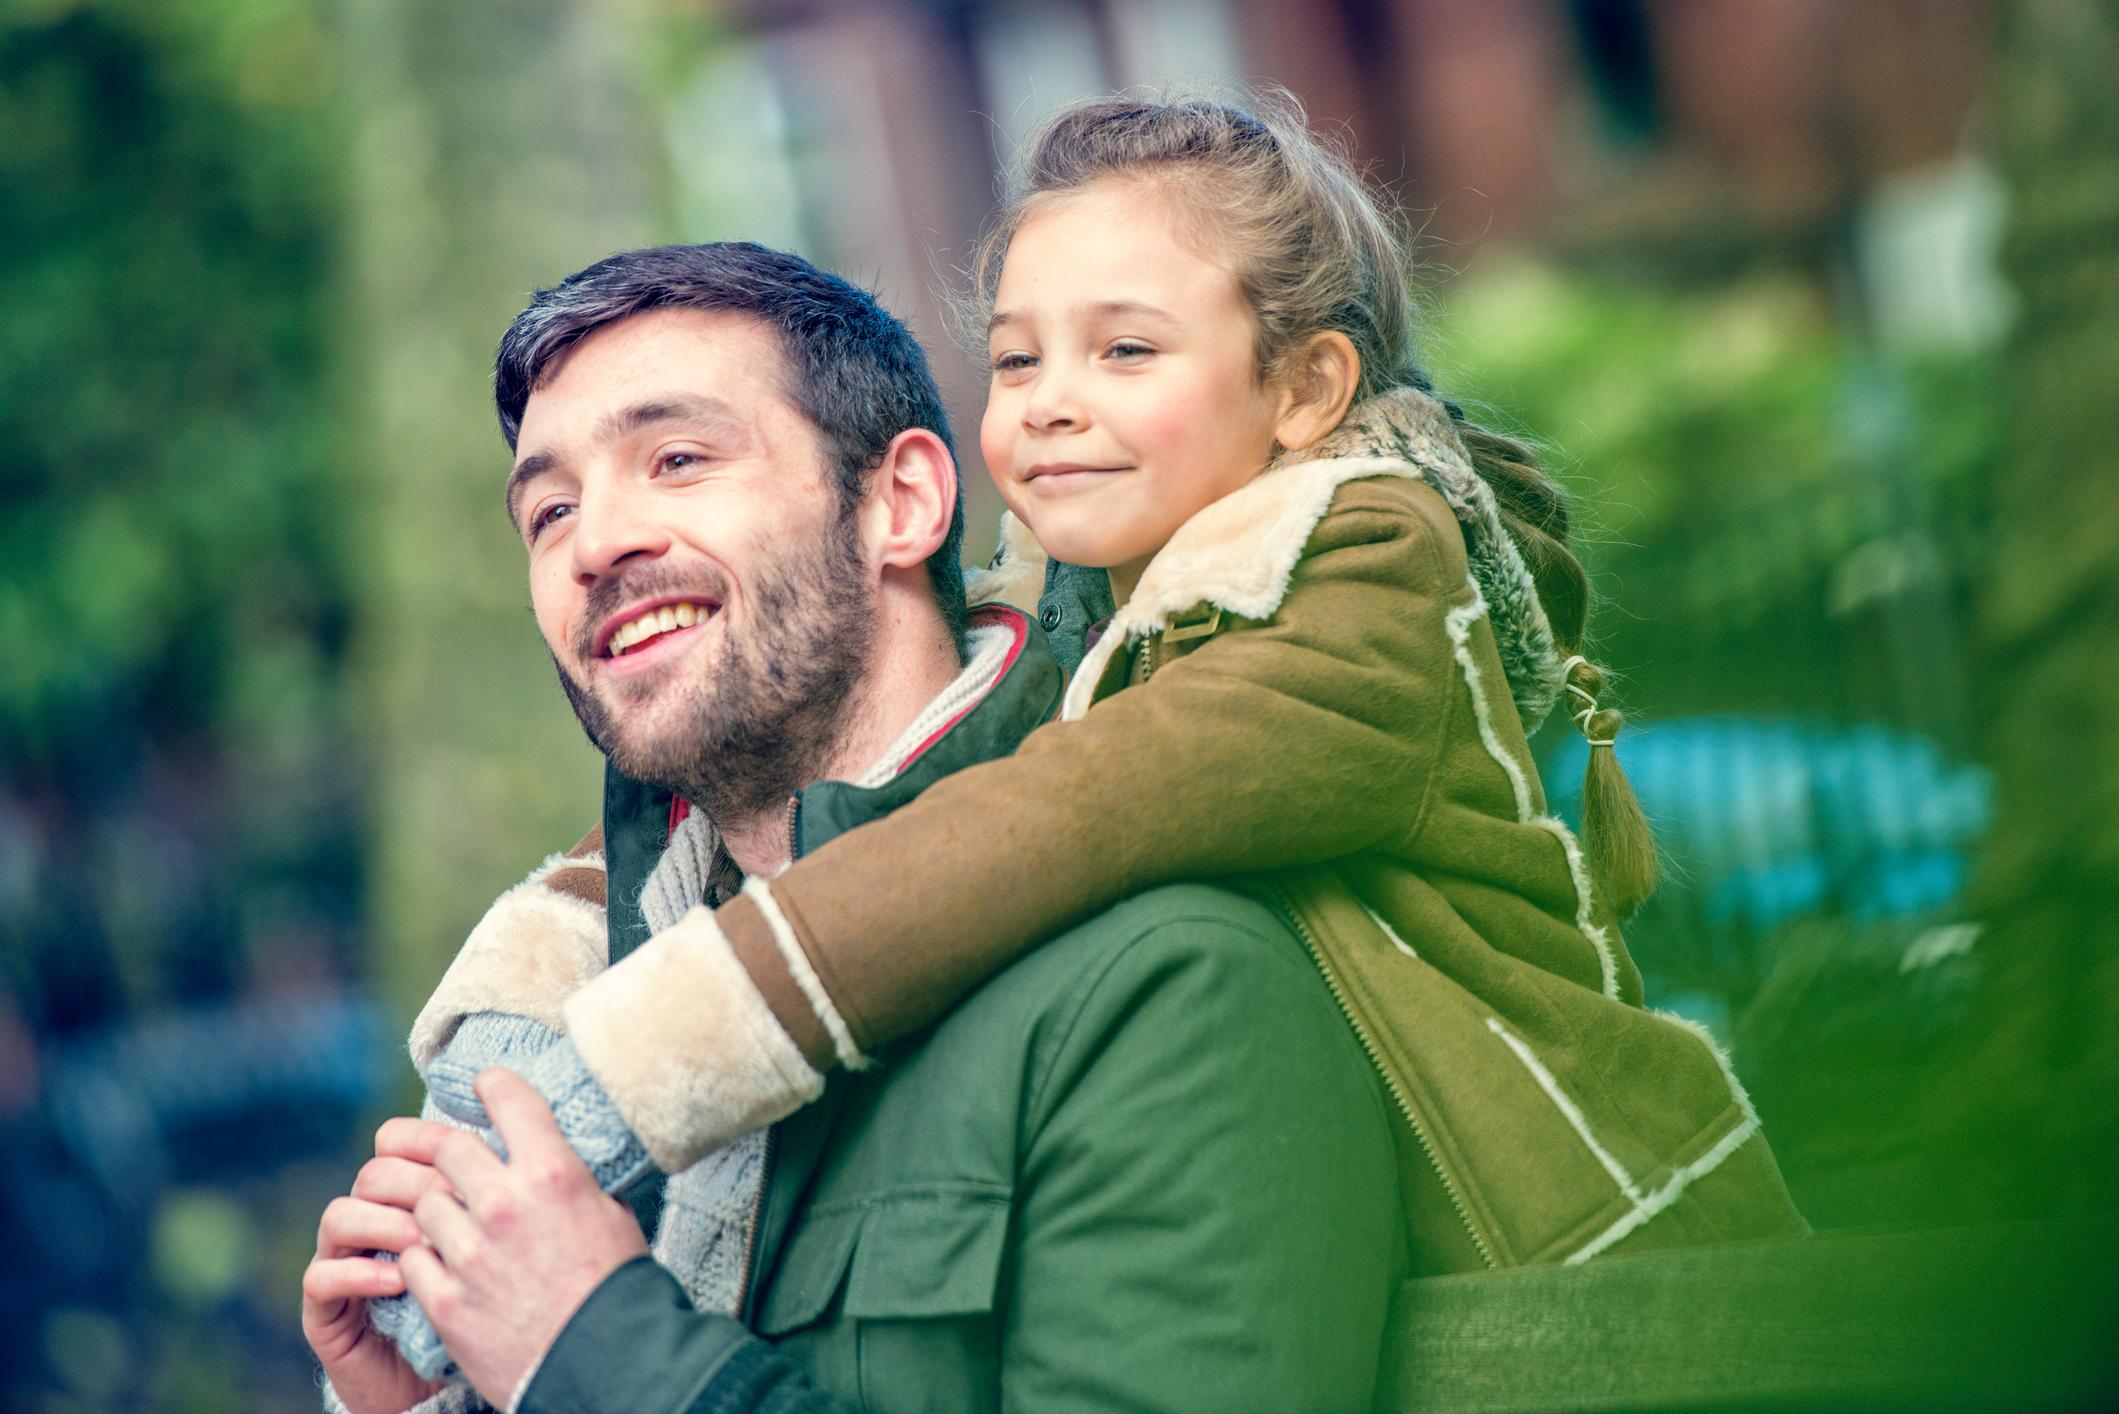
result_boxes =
[527,502,575,540]
[1105,340,1154,362]
[991,351,1037,374]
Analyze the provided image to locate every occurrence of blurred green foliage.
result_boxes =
[1438,261,1997,732]
[0,0,348,766]
[0,2,367,1029]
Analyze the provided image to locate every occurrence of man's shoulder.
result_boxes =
[954,879,1314,1028]
[886,877,1369,1127]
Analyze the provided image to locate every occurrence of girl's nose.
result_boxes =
[1023,367,1084,432]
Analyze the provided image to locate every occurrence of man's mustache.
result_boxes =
[571,565,735,662]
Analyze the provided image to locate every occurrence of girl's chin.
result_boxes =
[1016,519,1149,577]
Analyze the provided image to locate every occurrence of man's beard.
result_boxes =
[552,502,876,825]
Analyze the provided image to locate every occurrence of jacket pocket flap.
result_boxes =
[843,1188,1011,1321]
[756,1209,862,1336]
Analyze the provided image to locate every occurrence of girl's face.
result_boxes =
[980,180,1287,599]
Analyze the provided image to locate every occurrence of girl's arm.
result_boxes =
[566,477,1475,1172]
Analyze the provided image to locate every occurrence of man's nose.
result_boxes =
[569,482,671,586]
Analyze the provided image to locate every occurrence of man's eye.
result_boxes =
[658,451,706,475]
[527,502,574,540]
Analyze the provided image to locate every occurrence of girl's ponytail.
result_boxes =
[1562,656,1659,917]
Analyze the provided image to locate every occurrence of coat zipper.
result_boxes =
[1267,883,1496,1270]
[733,795,801,1319]
[733,1128,776,1318]
[1136,632,1161,684]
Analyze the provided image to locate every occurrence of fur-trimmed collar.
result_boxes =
[971,386,1565,731]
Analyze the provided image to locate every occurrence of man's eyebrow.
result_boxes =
[592,395,742,447]
[504,396,747,529]
[504,450,558,530]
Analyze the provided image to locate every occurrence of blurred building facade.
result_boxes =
[672,0,1995,538]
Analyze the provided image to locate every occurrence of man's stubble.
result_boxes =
[552,500,876,826]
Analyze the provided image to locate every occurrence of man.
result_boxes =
[302,243,1405,1412]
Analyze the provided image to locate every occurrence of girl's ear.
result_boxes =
[1272,331,1361,452]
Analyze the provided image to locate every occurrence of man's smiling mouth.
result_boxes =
[599,599,719,658]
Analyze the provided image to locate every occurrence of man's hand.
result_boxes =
[301,1119,457,1414]
[403,1068,650,1410]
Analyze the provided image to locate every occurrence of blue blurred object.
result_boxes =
[1543,716,1991,936]
[41,990,393,1204]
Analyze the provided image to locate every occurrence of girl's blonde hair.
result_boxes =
[971,87,1659,914]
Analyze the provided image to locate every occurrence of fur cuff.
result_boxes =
[407,852,610,1069]
[965,510,1046,612]
[562,904,824,1173]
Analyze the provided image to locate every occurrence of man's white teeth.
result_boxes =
[608,602,712,656]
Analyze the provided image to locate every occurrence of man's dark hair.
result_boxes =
[495,242,969,645]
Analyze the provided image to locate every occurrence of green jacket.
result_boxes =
[521,609,1408,1413]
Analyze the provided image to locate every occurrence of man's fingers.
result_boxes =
[398,1240,458,1322]
[317,1195,426,1259]
[303,1253,406,1305]
[428,1126,505,1202]
[375,1115,456,1163]
[354,1154,452,1210]
[475,1067,566,1159]
[413,1185,480,1267]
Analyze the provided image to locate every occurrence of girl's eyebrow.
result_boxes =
[1083,299,1178,325]
[988,299,1177,337]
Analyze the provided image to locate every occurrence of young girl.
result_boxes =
[375,89,1804,1382]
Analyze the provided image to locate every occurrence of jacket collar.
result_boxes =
[601,605,1062,964]
[793,606,1057,855]
[975,387,1565,734]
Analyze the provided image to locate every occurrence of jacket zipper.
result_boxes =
[1267,883,1496,1270]
[1135,632,1160,684]
[733,795,801,1319]
[733,1128,776,1318]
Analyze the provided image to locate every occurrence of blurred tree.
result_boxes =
[0,1,358,1028]
[1936,0,2119,1218]
[334,0,664,1017]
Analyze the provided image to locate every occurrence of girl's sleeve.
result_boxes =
[564,480,1468,1171]
[406,829,609,1069]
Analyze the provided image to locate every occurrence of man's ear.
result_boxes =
[1272,331,1361,453]
[863,427,958,571]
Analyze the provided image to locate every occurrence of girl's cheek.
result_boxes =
[977,407,1013,484]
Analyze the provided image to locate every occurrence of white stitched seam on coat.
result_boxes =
[1653,1008,1762,1127]
[1484,1017,1763,1267]
[1486,1017,1642,1202]
[1529,815,1622,1000]
[742,875,868,1071]
[1565,1117,1760,1265]
[1364,903,1419,960]
[1445,586,1620,998]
